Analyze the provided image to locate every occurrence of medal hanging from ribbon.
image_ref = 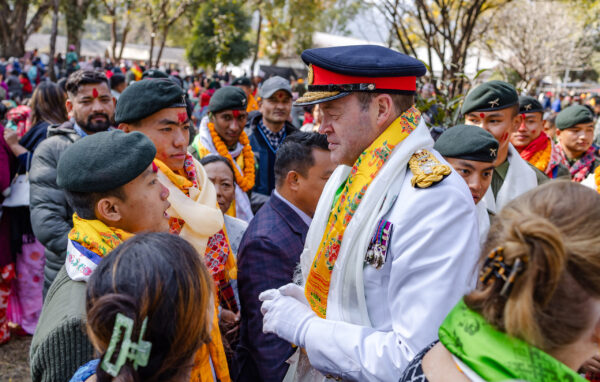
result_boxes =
[365,219,394,269]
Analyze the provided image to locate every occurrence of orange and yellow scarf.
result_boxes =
[304,107,420,318]
[155,154,232,382]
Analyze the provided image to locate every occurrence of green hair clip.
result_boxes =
[101,313,152,377]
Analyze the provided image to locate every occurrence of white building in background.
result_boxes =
[26,33,188,69]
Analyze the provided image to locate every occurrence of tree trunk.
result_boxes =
[0,0,51,58]
[250,9,262,75]
[110,11,118,61]
[116,7,132,62]
[48,0,60,81]
[148,27,156,68]
[154,25,169,68]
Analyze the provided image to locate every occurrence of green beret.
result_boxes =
[231,76,251,87]
[434,124,499,163]
[57,130,156,193]
[115,79,186,124]
[142,69,169,79]
[461,80,518,115]
[208,86,247,113]
[519,96,543,114]
[555,104,595,130]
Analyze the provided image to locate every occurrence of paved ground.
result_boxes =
[0,332,32,382]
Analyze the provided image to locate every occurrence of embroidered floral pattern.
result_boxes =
[304,107,421,318]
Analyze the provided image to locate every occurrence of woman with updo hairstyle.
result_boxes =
[399,180,600,382]
[69,232,214,382]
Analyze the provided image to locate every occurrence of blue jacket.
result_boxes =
[247,112,297,198]
[234,193,309,382]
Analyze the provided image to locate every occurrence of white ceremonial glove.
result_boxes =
[259,283,318,348]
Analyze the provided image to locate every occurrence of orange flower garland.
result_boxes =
[528,142,551,172]
[208,122,256,192]
[594,166,600,194]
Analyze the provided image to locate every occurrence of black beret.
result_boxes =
[208,87,247,113]
[296,45,426,106]
[434,124,499,163]
[231,76,251,87]
[519,96,543,114]
[142,69,169,79]
[461,81,518,115]
[115,79,186,124]
[57,130,156,193]
[555,105,595,130]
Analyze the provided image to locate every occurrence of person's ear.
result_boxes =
[95,197,122,225]
[65,98,73,114]
[286,170,300,192]
[119,123,131,132]
[375,94,394,128]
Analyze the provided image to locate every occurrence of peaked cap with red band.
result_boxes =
[295,45,427,106]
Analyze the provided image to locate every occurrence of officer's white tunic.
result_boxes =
[290,121,480,381]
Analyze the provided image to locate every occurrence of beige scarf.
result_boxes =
[156,156,224,255]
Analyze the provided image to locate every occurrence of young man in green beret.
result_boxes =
[30,130,171,382]
[461,80,546,212]
[190,86,253,222]
[434,124,498,243]
[116,78,235,380]
[551,104,600,184]
[511,96,569,179]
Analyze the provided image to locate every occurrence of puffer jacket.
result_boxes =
[29,121,80,297]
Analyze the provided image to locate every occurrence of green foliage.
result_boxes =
[416,69,488,129]
[186,0,251,69]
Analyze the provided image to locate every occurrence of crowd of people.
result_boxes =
[1,41,600,382]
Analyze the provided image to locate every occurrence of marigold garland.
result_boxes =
[528,142,551,172]
[594,166,600,194]
[208,122,256,192]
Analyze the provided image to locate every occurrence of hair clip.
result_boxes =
[101,313,152,377]
[479,247,527,297]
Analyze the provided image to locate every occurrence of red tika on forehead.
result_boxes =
[232,110,240,118]
[479,113,485,119]
[521,113,526,119]
[177,112,187,123]
[92,88,99,98]
[152,162,158,173]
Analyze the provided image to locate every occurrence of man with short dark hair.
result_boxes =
[235,131,335,381]
[30,130,170,382]
[29,69,115,295]
[246,76,298,211]
[462,81,546,212]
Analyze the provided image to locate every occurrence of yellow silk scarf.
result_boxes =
[304,107,421,318]
[68,213,133,256]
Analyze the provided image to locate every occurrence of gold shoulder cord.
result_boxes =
[409,149,452,188]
